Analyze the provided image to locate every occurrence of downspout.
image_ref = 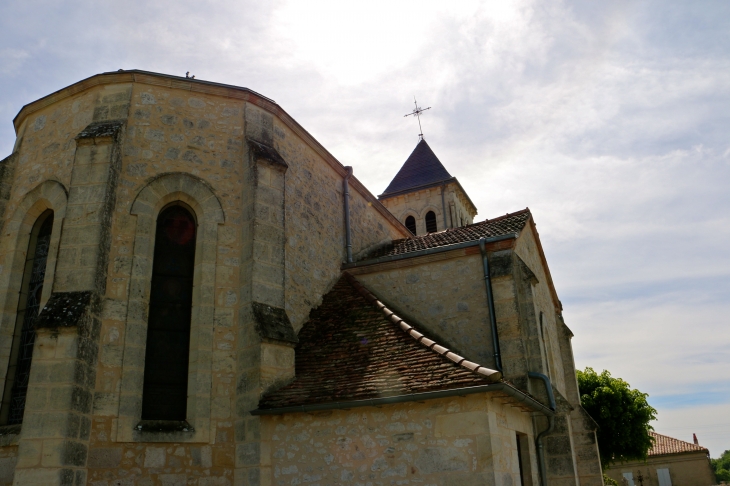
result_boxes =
[440,182,448,229]
[528,371,556,486]
[479,237,502,373]
[344,167,353,263]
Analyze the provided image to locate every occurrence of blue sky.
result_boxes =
[1,0,729,456]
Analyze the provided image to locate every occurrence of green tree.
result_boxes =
[712,449,730,482]
[576,367,657,467]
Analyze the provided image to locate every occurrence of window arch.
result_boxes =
[425,211,438,233]
[142,204,197,421]
[405,215,417,235]
[0,210,54,425]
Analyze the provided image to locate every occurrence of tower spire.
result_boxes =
[404,96,431,140]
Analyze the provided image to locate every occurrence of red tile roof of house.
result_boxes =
[258,273,502,410]
[362,209,531,260]
[649,431,708,456]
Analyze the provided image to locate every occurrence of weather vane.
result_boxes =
[404,96,431,141]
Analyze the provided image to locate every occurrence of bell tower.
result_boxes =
[378,139,477,236]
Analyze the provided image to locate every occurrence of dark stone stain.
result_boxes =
[35,291,92,329]
[75,120,125,140]
[252,302,298,345]
[248,139,288,169]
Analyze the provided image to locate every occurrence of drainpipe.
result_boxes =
[528,371,556,486]
[343,167,353,263]
[479,237,502,373]
[440,183,448,229]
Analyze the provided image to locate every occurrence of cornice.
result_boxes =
[12,69,408,237]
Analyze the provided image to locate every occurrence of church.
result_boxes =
[0,70,603,485]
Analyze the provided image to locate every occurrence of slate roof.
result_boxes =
[649,432,708,456]
[361,208,531,261]
[258,274,501,410]
[380,139,454,197]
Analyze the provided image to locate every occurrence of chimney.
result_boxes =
[693,433,699,445]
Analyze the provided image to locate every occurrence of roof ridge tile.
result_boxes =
[344,273,502,382]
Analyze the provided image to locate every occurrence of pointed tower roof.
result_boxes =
[380,139,454,197]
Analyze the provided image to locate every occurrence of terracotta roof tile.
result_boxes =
[362,208,531,260]
[258,274,501,410]
[649,431,708,456]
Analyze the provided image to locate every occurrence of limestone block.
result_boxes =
[143,447,165,468]
[15,440,41,468]
[88,447,122,469]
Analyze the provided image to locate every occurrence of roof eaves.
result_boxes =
[251,382,554,416]
[343,232,518,269]
[378,177,456,199]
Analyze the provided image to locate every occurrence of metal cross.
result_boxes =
[404,97,431,140]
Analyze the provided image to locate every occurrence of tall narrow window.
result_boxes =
[405,215,417,235]
[142,205,196,421]
[425,211,437,233]
[0,210,54,425]
[515,432,534,486]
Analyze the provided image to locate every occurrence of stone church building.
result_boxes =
[0,70,603,485]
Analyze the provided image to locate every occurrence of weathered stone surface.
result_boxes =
[35,291,92,328]
[0,71,596,486]
[75,120,125,141]
[88,447,122,469]
[248,140,287,169]
[251,303,297,344]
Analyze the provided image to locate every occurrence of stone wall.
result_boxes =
[0,73,407,485]
[260,394,539,486]
[352,250,499,368]
[605,452,716,486]
[379,185,449,235]
[514,224,566,397]
[262,108,404,330]
[379,180,475,236]
[0,442,17,486]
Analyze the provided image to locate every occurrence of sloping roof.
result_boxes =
[380,139,453,197]
[258,274,501,410]
[649,432,708,456]
[361,208,531,260]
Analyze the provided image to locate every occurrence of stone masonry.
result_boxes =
[0,70,603,486]
[0,71,405,486]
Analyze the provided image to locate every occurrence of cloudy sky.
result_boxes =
[2,0,729,456]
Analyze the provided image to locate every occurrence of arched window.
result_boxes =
[425,211,438,233]
[142,204,197,421]
[405,215,417,235]
[0,210,54,425]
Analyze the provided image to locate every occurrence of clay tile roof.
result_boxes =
[258,273,501,410]
[649,432,708,456]
[362,208,531,260]
[380,139,453,197]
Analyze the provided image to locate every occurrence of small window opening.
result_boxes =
[142,205,197,421]
[405,215,417,235]
[425,211,437,233]
[0,210,54,425]
[515,432,534,486]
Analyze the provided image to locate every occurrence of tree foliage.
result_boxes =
[712,449,730,482]
[577,367,657,467]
